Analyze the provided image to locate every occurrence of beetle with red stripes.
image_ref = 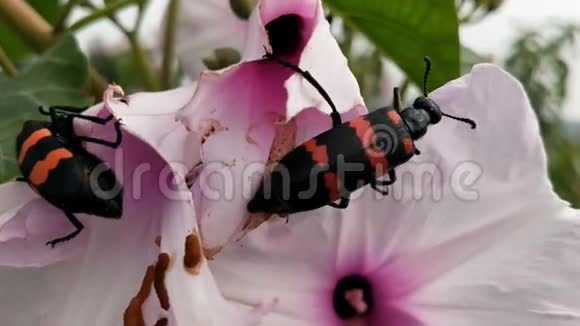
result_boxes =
[247,54,476,215]
[16,105,124,247]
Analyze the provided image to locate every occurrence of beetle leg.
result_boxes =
[185,161,203,188]
[39,105,87,118]
[371,170,397,195]
[40,106,124,148]
[40,105,88,114]
[46,211,85,248]
[71,113,115,125]
[301,69,342,127]
[74,119,123,149]
[39,106,60,124]
[329,197,350,209]
[371,181,390,195]
[375,170,397,186]
[45,106,116,125]
[387,170,397,184]
[393,87,402,113]
[277,213,290,224]
[263,51,342,127]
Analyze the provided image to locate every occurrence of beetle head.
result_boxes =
[399,57,476,141]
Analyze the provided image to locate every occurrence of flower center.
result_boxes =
[266,14,303,56]
[333,275,373,320]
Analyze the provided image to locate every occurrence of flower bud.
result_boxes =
[477,0,503,11]
[202,48,242,70]
[229,0,258,19]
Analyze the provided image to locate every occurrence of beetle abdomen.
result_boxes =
[16,120,122,217]
[248,108,415,215]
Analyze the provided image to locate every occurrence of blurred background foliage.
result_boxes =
[504,24,580,204]
[0,0,578,205]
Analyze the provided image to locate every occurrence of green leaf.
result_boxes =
[0,0,59,60]
[0,35,91,182]
[325,0,460,89]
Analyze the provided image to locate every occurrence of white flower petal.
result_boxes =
[427,63,547,193]
[284,1,364,119]
[0,181,37,222]
[209,185,435,320]
[242,0,364,119]
[177,65,285,250]
[210,64,580,325]
[0,182,86,267]
[0,89,208,325]
[234,301,310,326]
[411,64,565,246]
[0,129,166,325]
[81,85,200,177]
[178,0,365,252]
[157,190,267,325]
[415,209,580,326]
[385,192,567,299]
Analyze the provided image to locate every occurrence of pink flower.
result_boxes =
[1,0,577,325]
[0,86,269,325]
[176,0,364,254]
[205,65,580,325]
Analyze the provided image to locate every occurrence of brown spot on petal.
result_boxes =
[266,118,296,173]
[154,236,161,247]
[154,318,168,326]
[242,212,270,232]
[154,253,171,311]
[242,117,298,232]
[245,124,259,146]
[200,119,225,144]
[184,233,204,275]
[124,265,155,326]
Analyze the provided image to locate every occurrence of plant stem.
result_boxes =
[81,1,130,34]
[54,0,83,33]
[68,0,138,33]
[82,0,159,91]
[128,32,159,91]
[160,0,179,89]
[133,0,149,31]
[0,0,53,51]
[88,66,110,95]
[0,45,18,77]
[0,0,108,95]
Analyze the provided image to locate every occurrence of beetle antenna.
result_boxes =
[441,112,476,129]
[421,57,476,129]
[393,87,402,112]
[423,56,431,97]
[263,47,342,127]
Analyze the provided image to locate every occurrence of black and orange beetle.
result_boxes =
[16,106,123,247]
[247,54,476,215]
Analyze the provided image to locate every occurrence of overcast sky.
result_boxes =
[75,0,580,120]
